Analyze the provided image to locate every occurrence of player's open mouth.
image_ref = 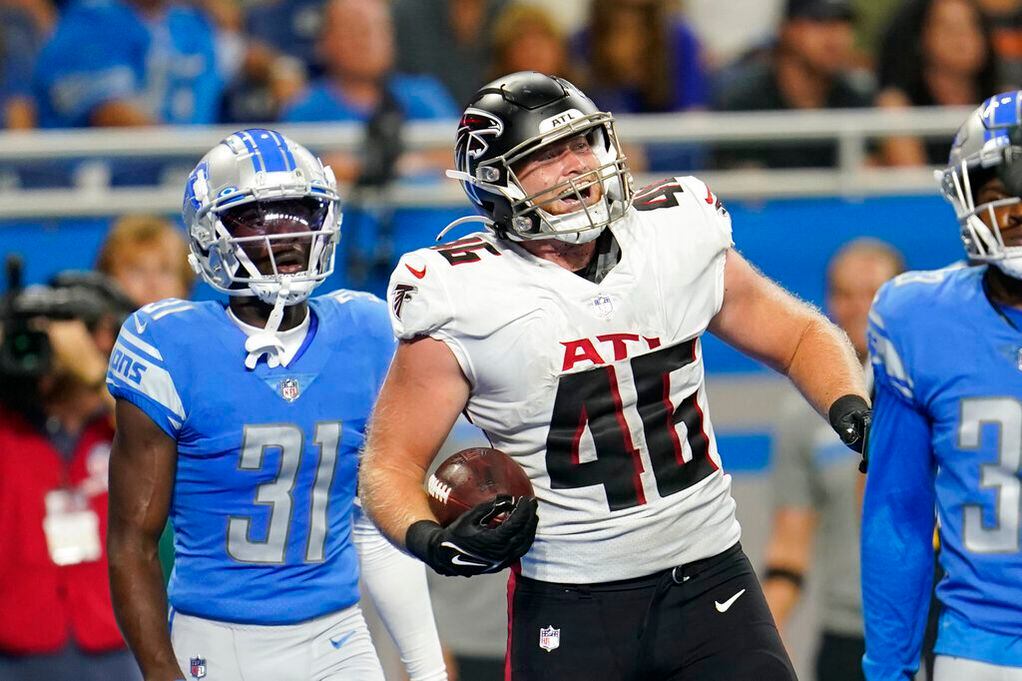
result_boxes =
[271,250,308,274]
[560,185,594,208]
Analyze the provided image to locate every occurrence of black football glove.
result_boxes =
[828,394,872,473]
[405,495,539,577]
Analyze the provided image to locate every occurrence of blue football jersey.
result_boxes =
[864,265,1022,677]
[34,0,221,128]
[106,292,395,625]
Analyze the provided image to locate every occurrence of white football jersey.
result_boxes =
[388,176,742,583]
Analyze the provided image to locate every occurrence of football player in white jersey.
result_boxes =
[360,72,871,681]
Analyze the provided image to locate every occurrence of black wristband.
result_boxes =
[763,566,805,590]
[828,394,869,431]
[405,519,442,563]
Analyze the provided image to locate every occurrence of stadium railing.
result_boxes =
[0,105,972,219]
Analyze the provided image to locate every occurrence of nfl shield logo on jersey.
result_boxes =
[539,625,560,652]
[189,656,206,679]
[591,294,614,319]
[280,378,301,402]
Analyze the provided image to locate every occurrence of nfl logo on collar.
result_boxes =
[189,656,207,679]
[539,625,560,652]
[280,377,301,402]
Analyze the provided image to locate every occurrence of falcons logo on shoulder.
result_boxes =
[392,283,417,319]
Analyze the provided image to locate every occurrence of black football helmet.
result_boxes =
[446,72,632,243]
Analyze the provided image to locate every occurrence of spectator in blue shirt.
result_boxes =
[246,0,325,77]
[2,4,50,129]
[282,0,458,183]
[33,0,222,128]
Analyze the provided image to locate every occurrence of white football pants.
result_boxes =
[169,604,385,681]
[934,655,1022,681]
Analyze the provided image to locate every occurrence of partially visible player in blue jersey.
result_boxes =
[105,128,447,681]
[862,92,1022,681]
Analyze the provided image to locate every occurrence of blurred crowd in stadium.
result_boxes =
[0,1,1016,681]
[0,0,1016,168]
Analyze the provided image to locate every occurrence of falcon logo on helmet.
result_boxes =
[457,108,505,162]
[455,109,506,210]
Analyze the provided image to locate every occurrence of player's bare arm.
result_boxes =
[710,248,868,413]
[361,336,538,577]
[107,399,183,681]
[360,336,470,545]
[709,248,871,455]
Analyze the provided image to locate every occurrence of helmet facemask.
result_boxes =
[940,140,1022,278]
[206,197,338,306]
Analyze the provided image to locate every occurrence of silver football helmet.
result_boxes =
[183,128,342,305]
[939,91,1022,277]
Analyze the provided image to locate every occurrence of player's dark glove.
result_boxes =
[828,394,872,473]
[405,495,539,577]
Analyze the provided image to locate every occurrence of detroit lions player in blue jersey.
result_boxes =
[105,129,447,681]
[863,92,1022,681]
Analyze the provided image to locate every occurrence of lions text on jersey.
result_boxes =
[388,176,741,584]
[106,292,394,624]
[863,265,1022,678]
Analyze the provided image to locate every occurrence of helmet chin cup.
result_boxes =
[994,256,1022,279]
[540,198,611,244]
[249,278,316,306]
[552,225,605,245]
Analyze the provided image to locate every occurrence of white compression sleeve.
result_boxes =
[353,507,448,681]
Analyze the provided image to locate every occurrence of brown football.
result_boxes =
[426,447,535,527]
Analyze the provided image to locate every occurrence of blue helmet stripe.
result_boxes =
[245,128,288,173]
[236,131,265,173]
[269,130,297,171]
[981,92,1022,142]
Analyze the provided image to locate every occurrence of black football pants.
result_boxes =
[506,542,797,681]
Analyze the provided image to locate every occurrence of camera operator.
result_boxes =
[0,264,141,681]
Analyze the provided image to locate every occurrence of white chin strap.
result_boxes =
[243,281,290,370]
[994,256,1022,279]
